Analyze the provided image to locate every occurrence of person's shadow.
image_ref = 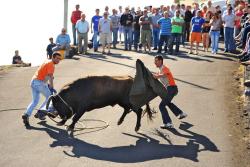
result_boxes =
[28,121,218,163]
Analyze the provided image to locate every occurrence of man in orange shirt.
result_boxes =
[153,55,187,129]
[22,53,62,127]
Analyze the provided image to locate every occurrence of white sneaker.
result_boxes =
[179,112,188,119]
[160,123,174,129]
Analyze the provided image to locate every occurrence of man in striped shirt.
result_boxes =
[157,11,172,54]
[153,55,187,129]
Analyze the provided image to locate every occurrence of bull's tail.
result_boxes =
[143,103,156,121]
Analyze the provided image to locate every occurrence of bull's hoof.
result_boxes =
[117,119,123,125]
[135,126,140,132]
[57,120,66,126]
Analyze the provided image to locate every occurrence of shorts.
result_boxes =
[100,33,112,45]
[190,32,202,43]
[141,30,151,45]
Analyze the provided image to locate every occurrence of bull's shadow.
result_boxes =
[28,121,217,163]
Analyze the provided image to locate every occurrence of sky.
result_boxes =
[0,0,173,66]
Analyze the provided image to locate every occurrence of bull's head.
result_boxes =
[46,95,73,121]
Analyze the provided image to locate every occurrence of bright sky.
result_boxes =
[0,0,173,66]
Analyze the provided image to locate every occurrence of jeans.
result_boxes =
[112,27,119,47]
[158,35,171,52]
[123,26,133,50]
[159,86,183,124]
[72,24,77,46]
[25,79,51,117]
[184,22,190,42]
[169,33,181,53]
[153,28,160,48]
[93,30,99,49]
[209,30,220,53]
[224,27,235,51]
[133,30,140,50]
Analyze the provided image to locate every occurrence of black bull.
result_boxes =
[46,76,154,131]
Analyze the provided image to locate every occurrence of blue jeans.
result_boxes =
[25,79,51,117]
[153,28,160,48]
[112,27,119,47]
[159,86,183,124]
[72,24,77,46]
[224,27,235,51]
[209,30,220,53]
[169,33,181,53]
[133,30,140,50]
[123,26,132,50]
[158,35,171,52]
[93,30,99,49]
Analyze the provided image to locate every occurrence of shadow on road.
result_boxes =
[26,121,219,163]
[151,122,220,153]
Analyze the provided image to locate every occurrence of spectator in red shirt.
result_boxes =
[235,4,244,37]
[71,4,82,46]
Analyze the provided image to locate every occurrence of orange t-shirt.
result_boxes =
[33,60,55,81]
[159,65,176,87]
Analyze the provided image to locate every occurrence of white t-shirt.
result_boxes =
[99,18,112,33]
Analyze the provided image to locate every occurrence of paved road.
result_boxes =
[0,46,238,167]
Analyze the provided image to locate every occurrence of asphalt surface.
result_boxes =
[0,45,238,167]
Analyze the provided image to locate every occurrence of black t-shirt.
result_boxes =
[12,55,22,64]
[202,20,211,33]
[184,10,193,22]
[134,14,142,31]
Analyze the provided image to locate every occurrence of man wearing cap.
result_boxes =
[22,53,62,127]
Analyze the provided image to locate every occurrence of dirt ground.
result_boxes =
[229,65,250,167]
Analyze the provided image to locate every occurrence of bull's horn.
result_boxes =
[46,95,54,110]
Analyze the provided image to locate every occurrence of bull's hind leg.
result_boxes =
[135,108,142,132]
[67,111,85,131]
[117,108,131,125]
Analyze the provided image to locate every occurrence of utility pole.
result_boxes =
[64,0,68,29]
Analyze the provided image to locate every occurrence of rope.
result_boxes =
[0,107,109,133]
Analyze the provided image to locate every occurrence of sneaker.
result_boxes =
[179,112,188,119]
[22,114,30,126]
[34,110,46,120]
[160,123,174,129]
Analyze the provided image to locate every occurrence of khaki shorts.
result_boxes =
[141,30,151,45]
[100,33,112,45]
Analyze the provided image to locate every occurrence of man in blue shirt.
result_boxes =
[91,9,102,52]
[189,10,205,55]
[157,11,172,54]
[52,28,71,57]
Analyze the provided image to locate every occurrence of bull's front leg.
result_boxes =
[117,108,131,125]
[135,108,142,132]
[67,111,85,131]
